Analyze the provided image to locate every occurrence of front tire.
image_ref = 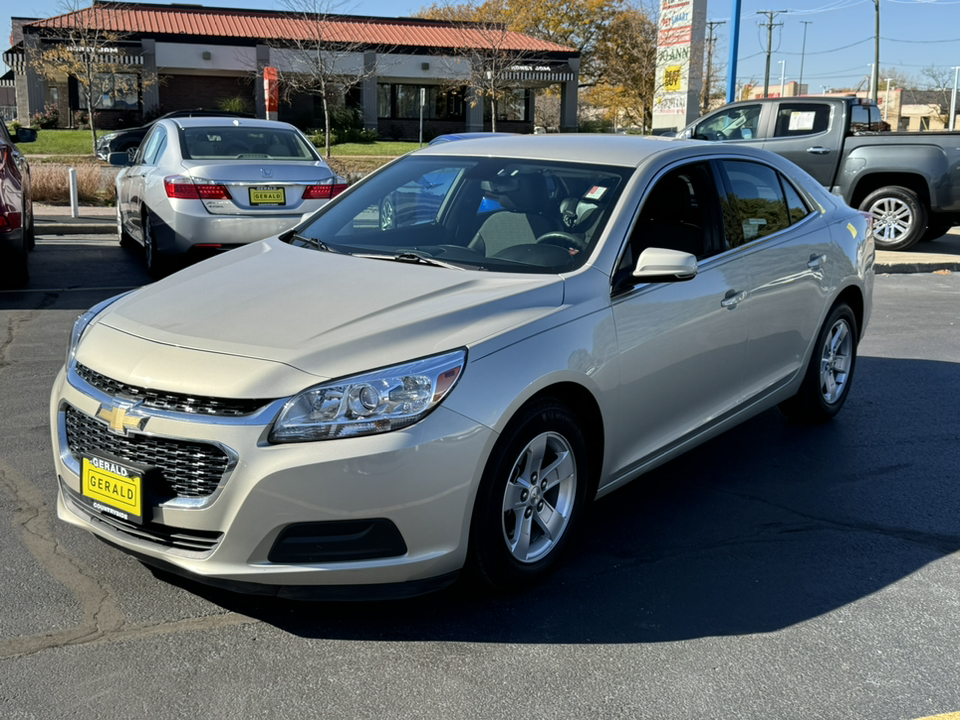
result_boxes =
[780,303,858,423]
[468,400,589,591]
[859,186,927,251]
[117,206,136,248]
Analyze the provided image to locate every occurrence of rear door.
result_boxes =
[718,158,834,399]
[761,101,840,187]
[122,125,167,240]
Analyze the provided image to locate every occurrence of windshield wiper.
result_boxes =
[291,234,335,253]
[353,251,465,271]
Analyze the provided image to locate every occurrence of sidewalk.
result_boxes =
[32,203,960,274]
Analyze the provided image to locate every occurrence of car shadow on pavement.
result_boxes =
[151,354,960,644]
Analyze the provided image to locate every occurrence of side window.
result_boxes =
[723,160,791,244]
[773,103,830,137]
[781,178,814,224]
[623,162,717,270]
[136,126,165,165]
[693,105,762,141]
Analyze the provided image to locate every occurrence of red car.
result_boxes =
[0,119,37,288]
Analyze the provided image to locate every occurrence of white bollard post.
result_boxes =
[68,167,79,218]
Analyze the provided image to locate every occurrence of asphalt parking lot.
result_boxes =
[1,223,958,719]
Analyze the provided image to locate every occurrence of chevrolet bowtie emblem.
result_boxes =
[96,400,147,436]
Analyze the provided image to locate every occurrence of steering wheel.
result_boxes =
[536,231,586,254]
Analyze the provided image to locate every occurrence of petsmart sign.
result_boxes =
[652,0,707,134]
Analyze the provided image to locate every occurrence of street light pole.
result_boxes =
[951,66,959,132]
[778,60,786,97]
[884,78,892,122]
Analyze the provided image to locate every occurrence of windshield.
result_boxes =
[180,126,319,160]
[291,155,630,274]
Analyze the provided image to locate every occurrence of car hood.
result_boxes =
[98,238,565,380]
[179,160,336,183]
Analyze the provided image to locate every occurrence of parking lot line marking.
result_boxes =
[912,713,960,720]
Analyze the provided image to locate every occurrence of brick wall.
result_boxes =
[158,74,256,115]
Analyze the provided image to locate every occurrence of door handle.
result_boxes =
[807,253,826,269]
[721,290,747,309]
[806,147,830,155]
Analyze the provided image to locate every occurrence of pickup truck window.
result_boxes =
[693,104,762,141]
[773,103,830,137]
[723,160,792,243]
[851,104,882,132]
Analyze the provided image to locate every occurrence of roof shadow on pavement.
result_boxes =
[151,354,960,644]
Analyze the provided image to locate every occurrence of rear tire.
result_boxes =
[468,399,589,591]
[780,303,858,423]
[859,186,926,251]
[142,209,169,279]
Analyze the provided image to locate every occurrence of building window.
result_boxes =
[377,84,466,121]
[78,73,139,110]
[484,88,528,122]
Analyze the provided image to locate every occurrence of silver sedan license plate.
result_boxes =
[250,186,286,205]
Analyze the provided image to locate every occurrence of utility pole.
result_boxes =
[871,0,880,101]
[702,20,726,114]
[798,21,812,95]
[757,10,786,99]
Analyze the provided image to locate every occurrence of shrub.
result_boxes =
[74,109,89,128]
[30,162,119,204]
[217,95,253,115]
[31,102,60,129]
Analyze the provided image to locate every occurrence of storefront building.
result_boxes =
[3,2,580,136]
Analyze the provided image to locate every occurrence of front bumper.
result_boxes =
[51,362,494,597]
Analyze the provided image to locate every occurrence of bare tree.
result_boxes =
[29,0,157,154]
[920,65,957,127]
[272,0,384,157]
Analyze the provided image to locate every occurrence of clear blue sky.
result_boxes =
[9,0,960,94]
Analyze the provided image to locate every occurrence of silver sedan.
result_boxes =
[54,135,874,598]
[112,117,346,277]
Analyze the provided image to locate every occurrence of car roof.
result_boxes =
[167,117,301,131]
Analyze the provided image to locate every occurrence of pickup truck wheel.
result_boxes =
[859,186,926,251]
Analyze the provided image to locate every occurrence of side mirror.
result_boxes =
[108,151,133,166]
[13,127,37,143]
[632,247,698,282]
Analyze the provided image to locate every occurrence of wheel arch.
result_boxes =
[833,284,865,341]
[849,173,929,211]
[515,381,606,502]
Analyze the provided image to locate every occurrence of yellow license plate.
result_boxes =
[249,186,285,205]
[82,456,143,524]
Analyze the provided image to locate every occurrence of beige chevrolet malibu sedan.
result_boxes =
[51,135,874,599]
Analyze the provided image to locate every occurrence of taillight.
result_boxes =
[302,183,348,200]
[164,176,231,200]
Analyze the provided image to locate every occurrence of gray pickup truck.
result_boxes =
[677,96,960,250]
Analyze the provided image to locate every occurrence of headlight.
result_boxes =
[269,349,466,443]
[66,291,134,367]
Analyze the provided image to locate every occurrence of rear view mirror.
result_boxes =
[108,152,133,166]
[13,127,37,143]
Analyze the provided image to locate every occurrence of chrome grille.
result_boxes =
[76,363,270,417]
[64,405,229,498]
